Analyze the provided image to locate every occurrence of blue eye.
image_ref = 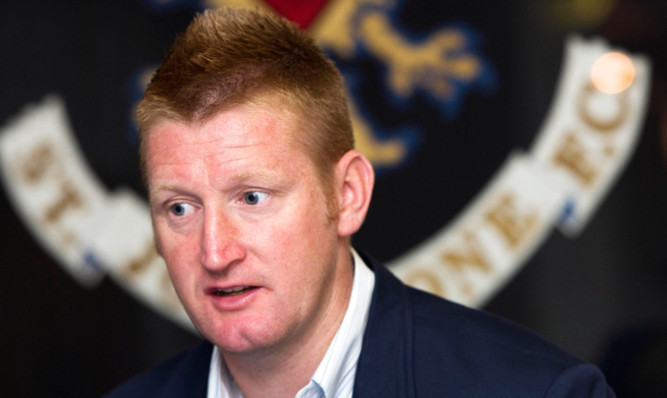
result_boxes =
[170,203,193,216]
[243,191,268,205]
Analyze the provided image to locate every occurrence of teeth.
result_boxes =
[217,286,247,294]
[214,286,252,296]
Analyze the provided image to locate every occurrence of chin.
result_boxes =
[205,322,280,355]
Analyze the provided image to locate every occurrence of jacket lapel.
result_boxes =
[162,341,212,398]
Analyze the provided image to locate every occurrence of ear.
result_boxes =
[335,150,375,238]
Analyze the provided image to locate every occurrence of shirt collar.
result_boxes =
[300,249,375,397]
[207,249,375,398]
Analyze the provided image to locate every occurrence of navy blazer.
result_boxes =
[106,253,614,397]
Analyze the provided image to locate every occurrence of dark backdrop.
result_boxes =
[1,1,665,397]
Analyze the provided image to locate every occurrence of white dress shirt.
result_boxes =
[207,250,375,398]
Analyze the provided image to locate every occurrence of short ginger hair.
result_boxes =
[137,7,354,190]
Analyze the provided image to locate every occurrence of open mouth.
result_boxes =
[210,286,258,297]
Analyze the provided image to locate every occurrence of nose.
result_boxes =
[199,208,246,272]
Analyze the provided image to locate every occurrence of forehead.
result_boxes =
[142,105,325,198]
[147,105,302,159]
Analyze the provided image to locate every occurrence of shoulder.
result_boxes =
[408,285,576,364]
[104,341,213,398]
[409,283,612,396]
[367,255,581,367]
[409,285,578,363]
[363,254,614,396]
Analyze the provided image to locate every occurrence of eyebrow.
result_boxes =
[232,170,282,183]
[148,170,285,199]
[149,183,186,202]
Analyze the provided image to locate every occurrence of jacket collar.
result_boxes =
[353,253,415,398]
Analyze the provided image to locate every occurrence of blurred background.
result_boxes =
[1,0,665,396]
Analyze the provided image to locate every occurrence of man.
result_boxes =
[107,7,614,397]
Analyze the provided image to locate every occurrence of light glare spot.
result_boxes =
[591,51,635,94]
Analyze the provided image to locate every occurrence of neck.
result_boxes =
[222,246,355,398]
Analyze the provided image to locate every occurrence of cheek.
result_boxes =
[269,204,330,250]
[248,211,329,282]
[273,208,336,269]
[155,228,199,280]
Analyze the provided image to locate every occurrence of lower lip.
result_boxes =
[207,287,260,311]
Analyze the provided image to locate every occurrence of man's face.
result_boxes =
[145,106,351,356]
